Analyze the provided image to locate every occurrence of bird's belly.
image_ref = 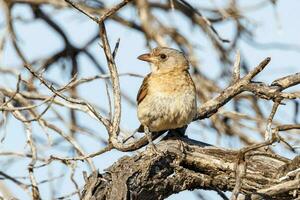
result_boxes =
[138,91,196,132]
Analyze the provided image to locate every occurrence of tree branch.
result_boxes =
[81,136,299,200]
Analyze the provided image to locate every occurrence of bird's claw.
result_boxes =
[146,143,165,156]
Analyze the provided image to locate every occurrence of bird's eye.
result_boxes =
[159,54,167,59]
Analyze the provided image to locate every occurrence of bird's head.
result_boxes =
[137,47,189,73]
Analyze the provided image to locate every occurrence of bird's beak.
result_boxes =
[137,53,154,63]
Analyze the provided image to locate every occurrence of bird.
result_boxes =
[136,47,197,150]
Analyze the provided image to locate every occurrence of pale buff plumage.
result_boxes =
[137,47,197,133]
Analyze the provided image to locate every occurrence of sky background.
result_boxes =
[0,0,299,199]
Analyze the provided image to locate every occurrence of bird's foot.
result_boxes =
[146,142,167,157]
[143,126,164,155]
[146,142,160,155]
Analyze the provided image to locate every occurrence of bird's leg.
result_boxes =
[144,125,159,154]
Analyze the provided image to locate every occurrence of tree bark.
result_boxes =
[81,136,300,200]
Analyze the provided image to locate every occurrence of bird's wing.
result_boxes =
[137,73,151,105]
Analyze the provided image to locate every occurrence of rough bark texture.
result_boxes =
[81,136,300,200]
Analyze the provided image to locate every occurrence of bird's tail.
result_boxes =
[137,124,144,132]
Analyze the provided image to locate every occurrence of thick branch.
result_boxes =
[81,136,299,200]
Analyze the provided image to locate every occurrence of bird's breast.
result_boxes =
[137,72,196,132]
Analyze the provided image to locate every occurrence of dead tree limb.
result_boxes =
[81,136,300,200]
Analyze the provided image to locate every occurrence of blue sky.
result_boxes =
[0,0,299,199]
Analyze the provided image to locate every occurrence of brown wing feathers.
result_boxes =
[136,73,151,105]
